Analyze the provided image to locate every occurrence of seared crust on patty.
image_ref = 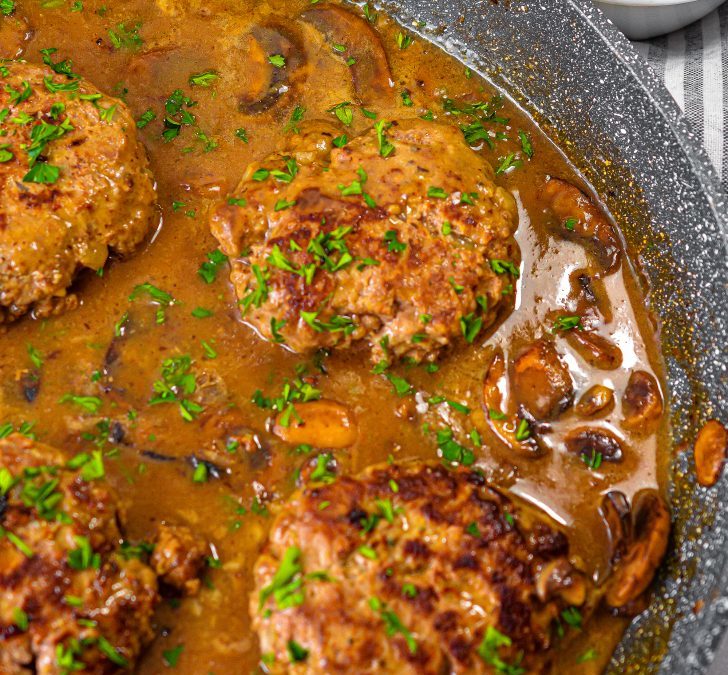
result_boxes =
[0,60,157,324]
[210,119,518,363]
[0,434,158,674]
[251,461,590,673]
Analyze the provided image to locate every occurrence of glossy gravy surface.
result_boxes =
[0,1,667,672]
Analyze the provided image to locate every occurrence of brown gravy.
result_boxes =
[0,1,668,672]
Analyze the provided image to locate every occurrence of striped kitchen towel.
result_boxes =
[632,2,728,193]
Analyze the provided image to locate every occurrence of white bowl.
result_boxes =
[593,0,725,39]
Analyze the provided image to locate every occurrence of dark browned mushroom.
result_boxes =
[568,269,613,323]
[605,490,670,610]
[694,419,728,487]
[621,370,663,433]
[575,384,615,418]
[540,177,622,277]
[273,399,358,448]
[239,25,308,115]
[599,490,631,564]
[535,557,588,606]
[483,350,542,457]
[300,4,393,106]
[511,340,574,420]
[565,329,623,370]
[565,427,625,464]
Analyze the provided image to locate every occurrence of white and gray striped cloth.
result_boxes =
[632,10,728,675]
[632,2,728,192]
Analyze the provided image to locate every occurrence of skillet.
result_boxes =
[380,0,728,671]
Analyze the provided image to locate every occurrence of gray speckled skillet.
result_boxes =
[369,0,728,672]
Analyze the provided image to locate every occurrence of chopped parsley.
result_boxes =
[561,606,583,629]
[59,394,102,414]
[24,163,60,184]
[384,229,406,253]
[490,259,520,277]
[386,373,413,397]
[287,640,309,663]
[582,449,603,470]
[362,2,377,22]
[268,54,286,68]
[108,22,143,50]
[129,282,175,306]
[396,31,413,49]
[437,427,475,466]
[427,186,448,199]
[495,153,522,175]
[258,545,304,610]
[274,198,297,212]
[332,133,348,148]
[514,418,530,441]
[477,626,525,675]
[369,597,417,654]
[149,355,203,422]
[0,144,13,163]
[309,453,336,484]
[188,70,219,87]
[552,315,583,332]
[191,307,213,318]
[518,130,533,158]
[27,343,43,369]
[12,607,28,631]
[284,105,306,133]
[374,119,395,158]
[67,535,101,570]
[460,313,483,344]
[328,101,353,126]
[577,648,598,663]
[197,249,228,284]
[162,644,184,667]
[136,108,156,128]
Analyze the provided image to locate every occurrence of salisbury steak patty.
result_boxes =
[0,433,158,674]
[210,119,518,363]
[251,461,590,673]
[0,59,157,324]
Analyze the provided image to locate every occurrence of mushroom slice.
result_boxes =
[300,4,393,106]
[565,427,625,464]
[540,177,622,276]
[511,340,574,420]
[621,370,663,433]
[239,25,307,115]
[535,557,588,606]
[569,269,613,324]
[694,419,728,487]
[483,350,542,457]
[605,490,670,609]
[599,490,631,564]
[565,329,623,371]
[273,399,358,449]
[575,384,615,418]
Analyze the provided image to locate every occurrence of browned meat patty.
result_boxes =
[0,433,158,674]
[150,523,208,597]
[251,461,591,674]
[210,119,518,363]
[0,60,157,324]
